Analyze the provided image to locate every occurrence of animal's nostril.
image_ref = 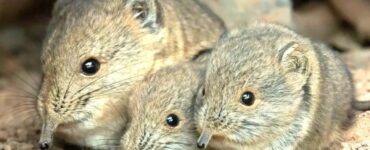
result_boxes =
[39,141,50,150]
[197,142,205,149]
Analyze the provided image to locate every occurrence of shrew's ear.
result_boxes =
[194,86,205,108]
[278,41,310,77]
[128,0,163,31]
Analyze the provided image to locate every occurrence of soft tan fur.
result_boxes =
[196,23,353,150]
[37,0,224,149]
[121,60,205,150]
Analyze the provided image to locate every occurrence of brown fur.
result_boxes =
[37,0,225,149]
[121,60,205,150]
[196,23,354,150]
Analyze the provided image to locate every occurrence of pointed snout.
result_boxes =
[38,120,58,150]
[38,141,50,150]
[197,130,213,149]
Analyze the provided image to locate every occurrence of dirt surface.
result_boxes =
[0,0,369,150]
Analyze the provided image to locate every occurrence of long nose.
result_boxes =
[197,130,213,149]
[38,120,58,150]
[39,141,50,150]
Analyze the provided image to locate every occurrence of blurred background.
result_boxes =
[0,0,369,149]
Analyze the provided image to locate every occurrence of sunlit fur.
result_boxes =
[196,23,353,150]
[37,0,224,148]
[121,63,204,150]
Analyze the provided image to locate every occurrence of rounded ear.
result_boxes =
[278,41,311,77]
[194,85,205,108]
[128,0,163,31]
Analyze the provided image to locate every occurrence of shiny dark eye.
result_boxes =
[241,91,255,106]
[166,114,179,127]
[81,58,100,75]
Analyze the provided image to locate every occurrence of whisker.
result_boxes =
[7,86,38,97]
[72,72,123,98]
[92,144,121,149]
[9,108,38,122]
[72,71,148,103]
[94,138,121,141]
[12,102,36,109]
[69,57,156,99]
[63,70,77,99]
[6,94,37,100]
[52,69,62,100]
[12,72,39,92]
[23,70,41,89]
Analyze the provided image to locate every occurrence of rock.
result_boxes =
[201,0,292,28]
[0,130,7,142]
[3,144,11,150]
[342,111,370,150]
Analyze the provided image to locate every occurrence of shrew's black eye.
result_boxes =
[241,91,255,106]
[166,114,179,127]
[81,58,100,75]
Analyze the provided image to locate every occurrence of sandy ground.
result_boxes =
[0,0,369,150]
